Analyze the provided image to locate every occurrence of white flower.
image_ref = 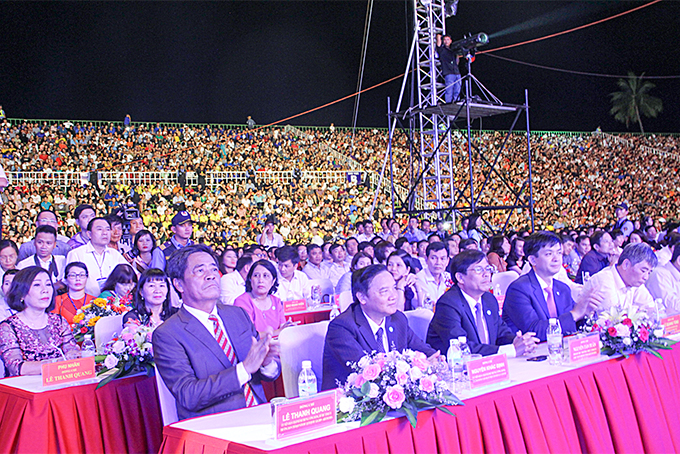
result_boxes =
[615,324,631,338]
[395,360,410,374]
[112,340,126,354]
[622,337,632,346]
[358,356,371,369]
[367,383,380,398]
[104,354,119,369]
[409,366,423,381]
[338,396,356,414]
[347,372,358,386]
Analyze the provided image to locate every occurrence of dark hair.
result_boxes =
[275,245,300,265]
[105,214,123,227]
[35,224,57,240]
[166,244,219,282]
[671,243,680,264]
[219,247,238,273]
[306,243,322,254]
[459,238,478,250]
[0,239,19,256]
[350,252,372,271]
[524,231,562,258]
[395,237,410,251]
[357,241,373,254]
[576,234,590,245]
[244,259,279,295]
[101,264,138,292]
[387,250,416,275]
[609,229,624,241]
[488,235,507,257]
[374,241,395,264]
[65,261,89,278]
[235,254,254,272]
[2,269,19,287]
[133,268,175,321]
[329,243,343,255]
[561,234,574,244]
[351,264,389,305]
[133,229,157,255]
[590,231,609,248]
[426,241,447,257]
[87,217,110,231]
[345,237,358,247]
[449,250,487,283]
[7,266,56,312]
[466,214,481,232]
[74,204,95,220]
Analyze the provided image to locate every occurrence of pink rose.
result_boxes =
[362,363,381,381]
[382,384,406,409]
[639,327,649,342]
[419,375,435,393]
[346,372,358,386]
[397,372,409,386]
[412,351,429,372]
[355,374,366,388]
[377,360,386,370]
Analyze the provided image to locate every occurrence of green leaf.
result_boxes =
[95,368,121,389]
[94,355,107,363]
[360,381,371,396]
[360,409,386,426]
[643,347,663,360]
[401,401,418,429]
[436,405,456,417]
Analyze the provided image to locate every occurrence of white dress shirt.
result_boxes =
[17,254,66,283]
[275,270,311,302]
[582,265,655,313]
[256,232,285,248]
[460,289,516,357]
[65,242,127,296]
[361,307,390,353]
[324,261,350,287]
[646,261,680,312]
[415,267,452,308]
[656,246,672,267]
[220,271,246,305]
[302,262,326,281]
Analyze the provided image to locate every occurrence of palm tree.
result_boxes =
[609,72,662,133]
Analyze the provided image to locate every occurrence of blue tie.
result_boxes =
[375,327,385,353]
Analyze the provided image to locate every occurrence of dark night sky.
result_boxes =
[1,1,678,132]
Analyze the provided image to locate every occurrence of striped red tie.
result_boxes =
[208,314,257,407]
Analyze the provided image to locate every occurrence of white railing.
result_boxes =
[594,131,680,161]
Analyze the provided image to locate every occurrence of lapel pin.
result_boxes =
[388,326,394,333]
[486,310,492,316]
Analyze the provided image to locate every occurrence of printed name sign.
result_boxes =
[661,314,680,335]
[283,299,307,314]
[468,354,509,389]
[42,356,96,387]
[568,334,601,363]
[274,391,337,440]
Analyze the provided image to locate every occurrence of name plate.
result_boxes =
[568,334,601,363]
[274,391,337,440]
[661,314,680,335]
[42,356,96,387]
[468,353,509,389]
[283,299,307,314]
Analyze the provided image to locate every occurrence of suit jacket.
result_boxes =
[427,285,514,356]
[502,269,576,341]
[321,303,435,391]
[152,304,279,421]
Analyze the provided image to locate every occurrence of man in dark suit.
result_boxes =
[427,250,538,357]
[503,231,603,341]
[153,244,280,421]
[322,264,437,390]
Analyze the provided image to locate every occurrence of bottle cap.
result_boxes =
[549,318,557,324]
[301,360,312,369]
[457,336,467,343]
[84,334,92,340]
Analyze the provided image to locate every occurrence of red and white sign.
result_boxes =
[283,299,307,314]
[661,314,680,335]
[568,334,600,363]
[42,356,96,387]
[467,354,509,389]
[274,391,337,440]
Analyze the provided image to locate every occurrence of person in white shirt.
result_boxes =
[65,217,127,297]
[324,244,350,287]
[256,218,284,249]
[344,237,358,267]
[221,255,254,305]
[415,242,452,309]
[302,244,326,280]
[17,225,66,289]
[18,210,71,261]
[646,244,680,312]
[581,242,657,314]
[274,246,311,303]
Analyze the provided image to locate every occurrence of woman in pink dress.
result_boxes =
[234,259,293,337]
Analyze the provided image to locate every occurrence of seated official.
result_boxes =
[0,267,79,376]
[503,232,601,341]
[124,230,157,275]
[574,231,614,284]
[335,252,372,295]
[415,242,452,309]
[321,265,437,390]
[274,246,312,302]
[646,244,680,312]
[153,245,280,421]
[220,254,253,305]
[123,268,177,328]
[427,250,537,357]
[386,251,422,312]
[97,264,138,308]
[302,244,326,280]
[53,262,96,324]
[234,259,294,338]
[581,242,657,314]
[16,225,66,288]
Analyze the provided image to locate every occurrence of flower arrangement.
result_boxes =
[94,320,155,389]
[336,349,463,428]
[71,297,129,342]
[585,302,676,359]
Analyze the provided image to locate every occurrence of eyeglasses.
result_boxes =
[467,265,494,275]
[67,273,88,280]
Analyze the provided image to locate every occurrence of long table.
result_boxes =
[159,342,680,453]
[0,373,163,453]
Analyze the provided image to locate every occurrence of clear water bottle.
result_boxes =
[309,285,321,309]
[81,334,95,358]
[297,360,318,397]
[458,336,471,391]
[422,296,434,311]
[547,318,563,365]
[447,339,463,393]
[329,301,340,320]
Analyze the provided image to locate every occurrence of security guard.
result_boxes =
[150,211,195,271]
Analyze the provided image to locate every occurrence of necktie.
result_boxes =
[208,314,257,407]
[545,285,558,318]
[475,302,488,344]
[375,327,385,353]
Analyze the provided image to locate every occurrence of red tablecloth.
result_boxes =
[159,343,680,454]
[0,374,163,454]
[287,309,330,325]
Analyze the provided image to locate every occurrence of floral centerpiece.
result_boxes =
[94,320,155,388]
[585,302,676,359]
[71,296,130,343]
[336,349,463,428]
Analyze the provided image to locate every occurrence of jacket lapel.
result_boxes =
[354,305,381,352]
[529,270,550,319]
[453,286,480,343]
[178,306,232,370]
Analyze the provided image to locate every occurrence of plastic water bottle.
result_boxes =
[547,318,563,365]
[458,336,471,391]
[309,285,321,309]
[329,302,340,320]
[447,339,463,393]
[297,360,318,397]
[81,335,95,358]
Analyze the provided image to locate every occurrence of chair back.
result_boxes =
[278,321,330,398]
[94,315,124,351]
[338,291,354,313]
[308,278,334,304]
[154,366,179,426]
[404,309,434,342]
[491,271,519,296]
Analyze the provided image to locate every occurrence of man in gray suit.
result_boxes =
[153,244,280,420]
